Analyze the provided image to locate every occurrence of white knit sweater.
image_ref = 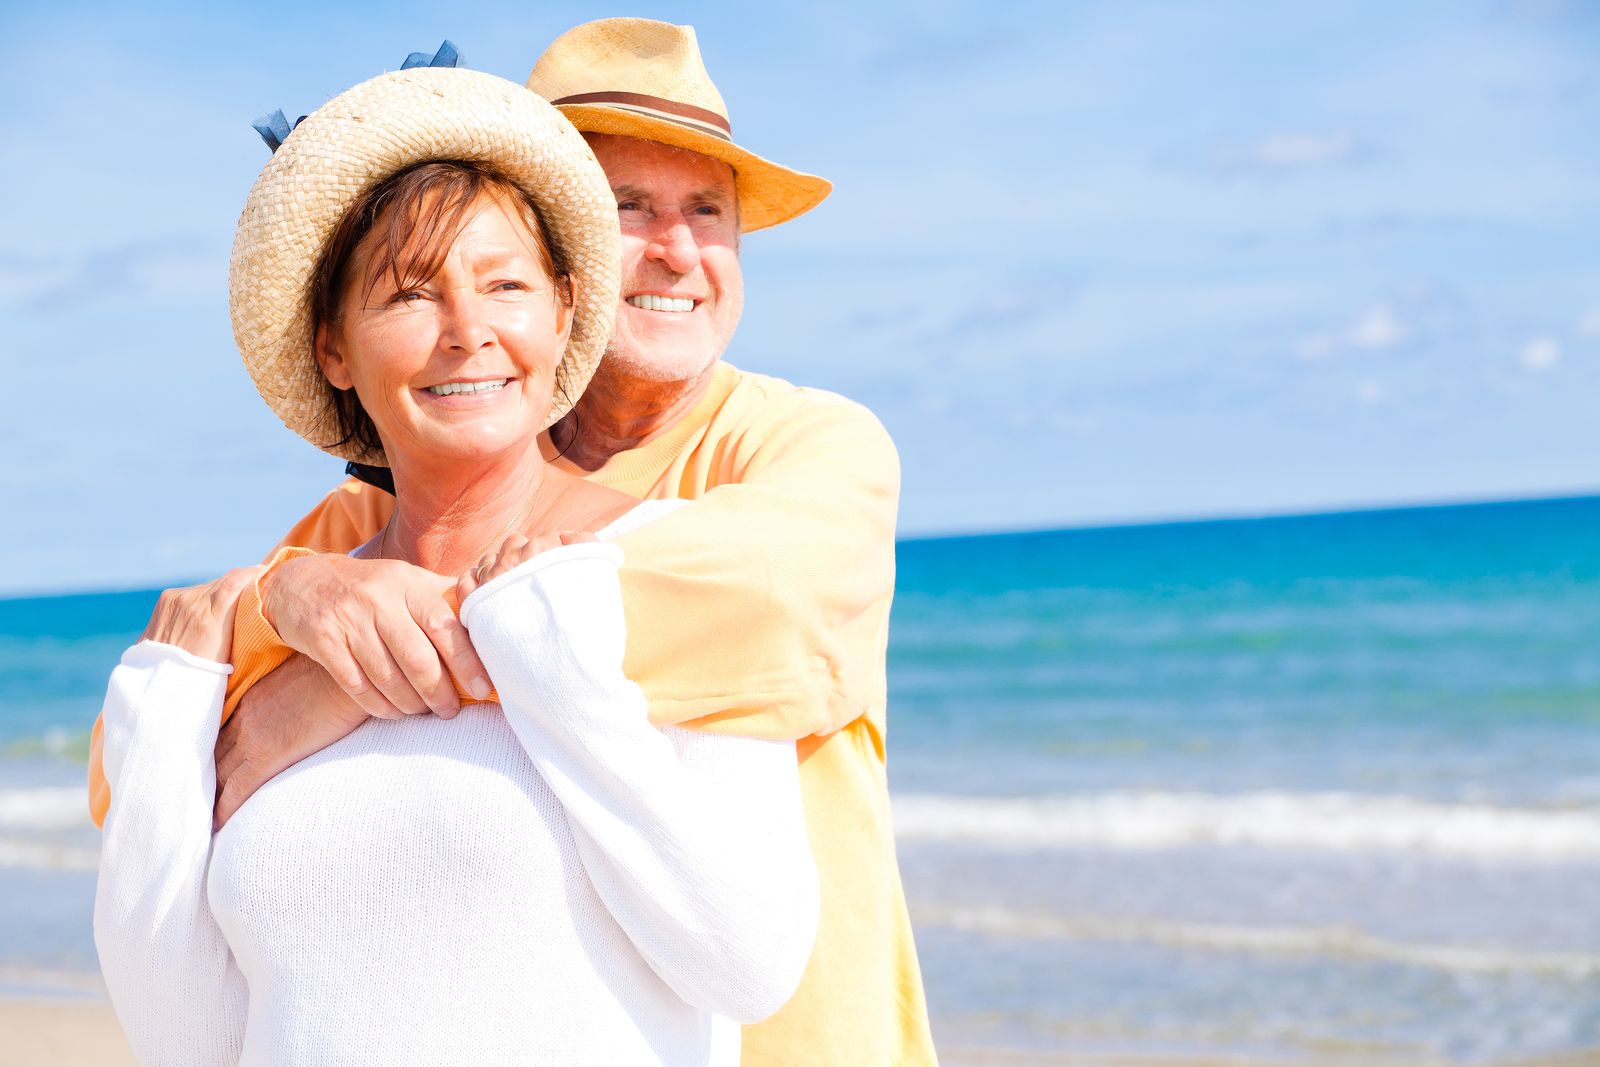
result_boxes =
[94,508,818,1066]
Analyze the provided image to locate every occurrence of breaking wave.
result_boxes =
[892,791,1600,860]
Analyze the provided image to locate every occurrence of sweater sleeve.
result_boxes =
[460,543,820,1024]
[612,394,899,738]
[86,479,393,829]
[93,641,249,1066]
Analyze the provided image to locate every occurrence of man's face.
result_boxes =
[586,133,743,383]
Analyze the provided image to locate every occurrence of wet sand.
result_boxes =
[7,994,1598,1067]
[1,997,136,1066]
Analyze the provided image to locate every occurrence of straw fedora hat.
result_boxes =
[229,66,621,466]
[526,18,831,233]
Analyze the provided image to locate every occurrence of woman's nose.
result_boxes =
[438,290,495,352]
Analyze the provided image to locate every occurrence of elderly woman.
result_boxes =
[92,67,816,1066]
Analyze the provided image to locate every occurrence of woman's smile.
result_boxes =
[423,378,512,397]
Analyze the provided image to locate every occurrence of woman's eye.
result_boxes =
[493,280,526,292]
[390,289,425,305]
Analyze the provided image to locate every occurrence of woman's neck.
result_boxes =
[380,447,556,576]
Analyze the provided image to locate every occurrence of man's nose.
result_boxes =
[643,217,699,275]
[438,290,495,353]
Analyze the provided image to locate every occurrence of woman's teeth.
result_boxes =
[426,380,508,396]
[626,295,694,312]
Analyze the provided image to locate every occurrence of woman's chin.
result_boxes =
[387,420,547,476]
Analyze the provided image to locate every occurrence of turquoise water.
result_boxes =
[4,495,1600,1059]
[888,496,1600,1061]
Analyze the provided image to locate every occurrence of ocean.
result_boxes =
[4,495,1600,1063]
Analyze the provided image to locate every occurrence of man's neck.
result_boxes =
[553,361,718,471]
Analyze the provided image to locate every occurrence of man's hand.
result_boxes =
[143,567,264,664]
[213,653,369,830]
[262,554,490,720]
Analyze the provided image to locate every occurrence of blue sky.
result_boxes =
[2,1,1598,594]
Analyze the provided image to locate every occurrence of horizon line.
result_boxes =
[896,485,1600,545]
[4,485,1600,603]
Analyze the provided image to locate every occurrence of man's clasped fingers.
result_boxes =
[264,554,488,718]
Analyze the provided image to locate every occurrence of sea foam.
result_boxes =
[892,791,1600,860]
[0,787,92,831]
[913,904,1600,978]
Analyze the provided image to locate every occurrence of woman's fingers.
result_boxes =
[463,532,578,591]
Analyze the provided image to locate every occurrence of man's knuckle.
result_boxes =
[397,650,437,678]
[367,665,402,690]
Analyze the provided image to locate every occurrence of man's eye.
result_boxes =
[617,199,643,212]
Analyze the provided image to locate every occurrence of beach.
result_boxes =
[4,496,1600,1063]
[7,998,1600,1066]
[1,998,137,1065]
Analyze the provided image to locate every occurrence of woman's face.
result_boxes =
[315,193,572,473]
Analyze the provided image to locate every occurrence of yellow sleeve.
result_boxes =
[87,479,391,828]
[615,394,899,740]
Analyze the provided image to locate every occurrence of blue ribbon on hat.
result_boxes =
[250,109,300,153]
[252,41,462,154]
[401,40,459,70]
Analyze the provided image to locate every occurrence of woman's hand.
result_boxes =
[456,531,599,604]
[142,568,265,664]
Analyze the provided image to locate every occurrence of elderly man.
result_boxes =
[87,17,937,1067]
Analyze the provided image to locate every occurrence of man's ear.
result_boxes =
[314,323,354,390]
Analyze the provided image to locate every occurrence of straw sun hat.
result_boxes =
[229,65,621,466]
[527,18,831,233]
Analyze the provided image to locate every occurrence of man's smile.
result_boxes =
[625,294,697,313]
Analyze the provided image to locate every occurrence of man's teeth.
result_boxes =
[627,295,694,312]
[426,380,508,396]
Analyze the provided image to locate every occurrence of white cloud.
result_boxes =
[1219,129,1358,171]
[1295,334,1337,361]
[1357,379,1389,406]
[1519,336,1563,372]
[1347,304,1405,350]
[1296,302,1406,360]
[1577,307,1600,338]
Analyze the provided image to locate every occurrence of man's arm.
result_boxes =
[248,394,898,738]
[613,394,899,738]
[89,394,898,826]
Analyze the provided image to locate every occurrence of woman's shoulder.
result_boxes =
[597,499,690,540]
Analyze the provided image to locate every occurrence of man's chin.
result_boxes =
[600,341,722,384]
